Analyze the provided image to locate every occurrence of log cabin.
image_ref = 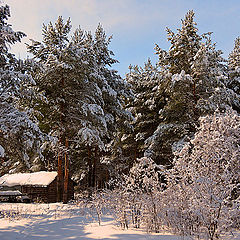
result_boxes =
[0,171,74,203]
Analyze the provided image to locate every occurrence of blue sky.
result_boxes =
[3,0,240,76]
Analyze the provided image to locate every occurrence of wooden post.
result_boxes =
[63,138,69,204]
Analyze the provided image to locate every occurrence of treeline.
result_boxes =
[0,6,239,191]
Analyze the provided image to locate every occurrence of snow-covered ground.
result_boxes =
[0,202,189,240]
[0,203,239,240]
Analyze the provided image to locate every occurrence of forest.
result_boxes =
[0,4,239,240]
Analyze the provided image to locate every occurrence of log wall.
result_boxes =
[20,178,74,203]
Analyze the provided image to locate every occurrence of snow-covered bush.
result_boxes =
[125,157,165,232]
[101,157,165,232]
[163,108,240,239]
[105,109,239,238]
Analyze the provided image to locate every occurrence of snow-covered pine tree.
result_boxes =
[144,10,233,165]
[228,37,240,112]
[27,18,132,196]
[145,70,196,165]
[73,24,133,192]
[119,60,165,166]
[229,37,240,71]
[156,10,202,75]
[27,17,75,201]
[0,5,44,175]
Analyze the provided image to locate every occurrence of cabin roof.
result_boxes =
[0,171,58,187]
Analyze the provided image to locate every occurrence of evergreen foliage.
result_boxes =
[27,17,132,185]
[125,10,235,165]
[116,60,163,166]
[0,5,44,175]
[228,37,240,112]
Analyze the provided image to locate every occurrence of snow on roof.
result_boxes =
[0,190,22,196]
[0,171,58,187]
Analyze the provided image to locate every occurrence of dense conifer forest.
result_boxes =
[0,5,239,239]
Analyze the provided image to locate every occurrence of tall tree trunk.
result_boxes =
[92,148,97,189]
[57,149,63,202]
[63,138,69,203]
[57,73,66,202]
[87,147,93,197]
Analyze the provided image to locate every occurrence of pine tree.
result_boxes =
[0,5,44,175]
[117,60,165,167]
[143,10,233,165]
[156,10,202,75]
[228,37,240,112]
[27,18,132,198]
[229,37,240,70]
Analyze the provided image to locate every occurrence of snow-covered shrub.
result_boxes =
[101,157,165,232]
[88,191,108,226]
[125,157,165,232]
[163,108,240,239]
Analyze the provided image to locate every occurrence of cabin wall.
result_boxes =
[21,178,73,203]
[47,179,57,203]
[21,185,48,203]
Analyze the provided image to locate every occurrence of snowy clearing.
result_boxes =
[0,203,187,240]
[0,203,239,240]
